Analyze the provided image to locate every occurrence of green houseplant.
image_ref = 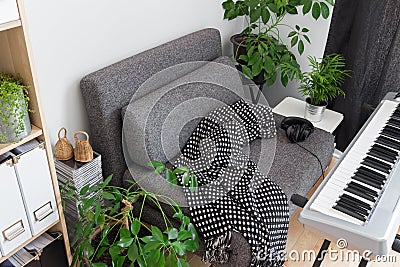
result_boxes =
[0,72,32,143]
[222,0,334,86]
[282,53,351,121]
[61,161,199,267]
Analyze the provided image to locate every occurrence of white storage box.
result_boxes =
[0,0,20,25]
[0,156,32,256]
[13,144,59,236]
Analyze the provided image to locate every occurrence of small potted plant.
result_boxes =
[61,161,199,267]
[0,72,32,143]
[282,53,351,122]
[222,0,334,87]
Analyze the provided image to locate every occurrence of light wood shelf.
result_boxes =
[0,0,72,264]
[0,20,21,33]
[0,219,60,264]
[0,125,42,155]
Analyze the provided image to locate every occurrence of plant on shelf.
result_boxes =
[61,161,199,267]
[282,53,351,121]
[222,0,334,86]
[0,72,32,143]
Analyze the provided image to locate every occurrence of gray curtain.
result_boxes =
[324,0,400,151]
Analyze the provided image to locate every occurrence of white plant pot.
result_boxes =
[0,94,31,143]
[304,97,327,123]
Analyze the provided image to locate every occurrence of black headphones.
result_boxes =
[280,117,314,143]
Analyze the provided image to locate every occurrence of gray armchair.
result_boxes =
[81,28,334,266]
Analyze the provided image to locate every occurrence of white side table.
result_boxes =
[272,97,344,134]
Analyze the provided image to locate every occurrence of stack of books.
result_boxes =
[55,152,103,240]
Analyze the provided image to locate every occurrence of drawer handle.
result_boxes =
[34,202,53,222]
[3,220,25,241]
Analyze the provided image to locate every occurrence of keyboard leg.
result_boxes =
[358,257,369,267]
[312,239,331,267]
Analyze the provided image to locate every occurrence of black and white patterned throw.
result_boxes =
[174,99,289,267]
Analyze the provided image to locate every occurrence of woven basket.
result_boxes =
[74,131,93,163]
[54,127,74,161]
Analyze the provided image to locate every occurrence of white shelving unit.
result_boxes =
[0,0,71,264]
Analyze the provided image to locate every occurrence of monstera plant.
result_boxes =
[223,0,335,86]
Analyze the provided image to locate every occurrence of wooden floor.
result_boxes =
[190,158,400,267]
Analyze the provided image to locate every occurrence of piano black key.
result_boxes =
[333,204,366,222]
[362,156,391,173]
[381,128,400,141]
[344,186,376,202]
[393,109,400,117]
[371,144,399,157]
[384,125,400,135]
[340,193,372,210]
[357,166,387,181]
[388,118,400,128]
[376,136,400,150]
[336,199,369,216]
[367,149,396,163]
[348,181,378,197]
[353,173,383,189]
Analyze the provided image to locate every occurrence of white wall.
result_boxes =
[263,6,333,107]
[22,0,243,144]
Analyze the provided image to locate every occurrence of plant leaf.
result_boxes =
[131,219,141,235]
[281,73,289,87]
[222,0,234,9]
[127,243,139,262]
[165,253,177,267]
[252,60,263,77]
[312,2,321,20]
[302,0,312,14]
[79,184,90,195]
[116,237,134,248]
[172,241,185,256]
[178,230,192,241]
[295,25,300,31]
[241,65,252,78]
[190,173,198,193]
[261,8,270,24]
[250,7,261,23]
[238,54,249,62]
[325,0,334,6]
[168,228,179,240]
[93,263,107,267]
[267,3,278,13]
[286,5,298,14]
[298,40,305,55]
[109,245,121,257]
[248,51,260,65]
[120,228,131,238]
[184,239,198,251]
[94,200,101,223]
[152,226,164,242]
[248,0,259,9]
[288,31,297,38]
[320,2,330,19]
[103,175,113,186]
[177,258,190,267]
[291,36,299,47]
[303,34,311,44]
[264,56,274,73]
[302,27,309,33]
[166,169,177,184]
[101,191,115,200]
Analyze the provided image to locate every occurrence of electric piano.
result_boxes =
[299,93,400,256]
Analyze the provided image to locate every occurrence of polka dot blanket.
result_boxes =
[173,99,289,266]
